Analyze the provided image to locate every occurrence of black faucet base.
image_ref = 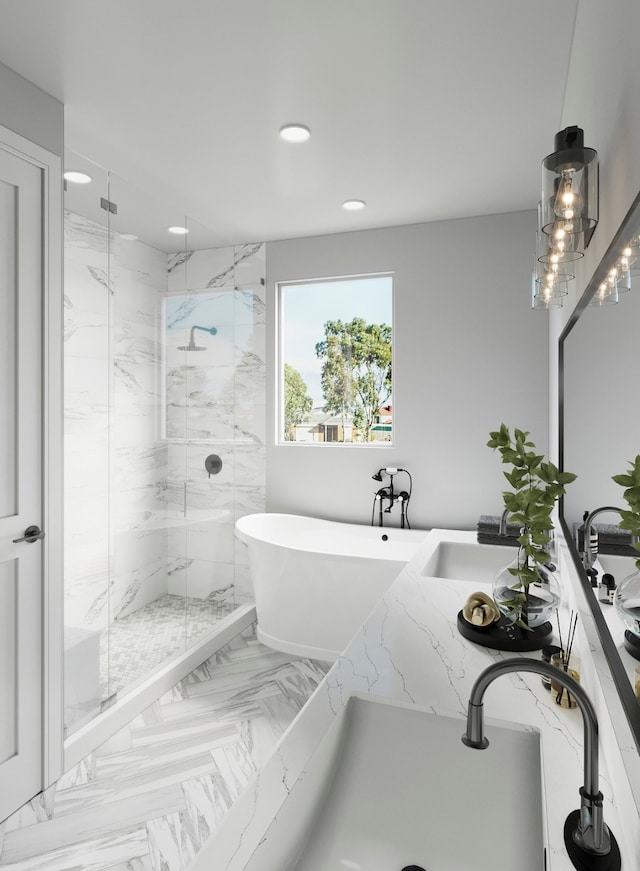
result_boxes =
[623,628,640,661]
[564,811,621,871]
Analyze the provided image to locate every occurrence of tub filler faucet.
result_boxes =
[371,467,412,529]
[462,658,620,871]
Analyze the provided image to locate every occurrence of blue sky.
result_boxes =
[281,275,393,406]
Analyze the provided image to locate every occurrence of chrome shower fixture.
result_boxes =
[178,325,218,351]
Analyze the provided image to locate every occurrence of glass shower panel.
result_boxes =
[107,174,188,696]
[63,154,111,735]
[63,155,264,734]
[164,217,239,646]
[164,214,190,656]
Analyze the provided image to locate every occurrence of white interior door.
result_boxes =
[0,144,44,822]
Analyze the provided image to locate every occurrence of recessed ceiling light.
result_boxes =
[120,233,139,242]
[168,226,189,235]
[342,199,366,211]
[64,170,92,184]
[279,124,311,143]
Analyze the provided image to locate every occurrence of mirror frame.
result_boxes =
[559,187,640,753]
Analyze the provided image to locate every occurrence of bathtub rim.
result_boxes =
[235,511,429,560]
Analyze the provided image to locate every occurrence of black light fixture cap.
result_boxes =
[554,125,585,152]
[544,125,597,172]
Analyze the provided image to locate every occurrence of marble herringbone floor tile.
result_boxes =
[0,829,151,871]
[0,625,330,871]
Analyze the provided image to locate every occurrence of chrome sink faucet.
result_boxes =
[498,507,510,536]
[580,506,625,572]
[462,658,620,871]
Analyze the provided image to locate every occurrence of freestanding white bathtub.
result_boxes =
[235,513,429,661]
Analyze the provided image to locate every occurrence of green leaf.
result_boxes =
[613,473,635,487]
[503,470,519,488]
[557,471,577,485]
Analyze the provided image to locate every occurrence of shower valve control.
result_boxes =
[205,454,223,477]
[13,525,45,544]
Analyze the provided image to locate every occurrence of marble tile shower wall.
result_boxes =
[64,211,169,635]
[165,243,266,604]
[64,216,265,648]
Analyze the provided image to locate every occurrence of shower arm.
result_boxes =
[178,324,219,351]
[190,325,218,340]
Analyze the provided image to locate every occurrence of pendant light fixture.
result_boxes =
[540,126,598,248]
[532,127,598,311]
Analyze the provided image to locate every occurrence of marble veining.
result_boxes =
[167,243,265,292]
[64,211,266,735]
[167,250,192,274]
[189,529,634,871]
[1,625,330,870]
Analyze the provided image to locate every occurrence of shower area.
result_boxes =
[63,155,265,737]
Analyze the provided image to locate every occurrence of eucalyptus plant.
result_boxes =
[612,455,640,571]
[488,424,577,627]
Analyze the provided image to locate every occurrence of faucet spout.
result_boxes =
[498,507,510,537]
[580,506,625,572]
[462,658,620,870]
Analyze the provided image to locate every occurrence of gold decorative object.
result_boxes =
[462,591,501,628]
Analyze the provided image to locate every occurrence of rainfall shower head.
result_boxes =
[178,325,218,351]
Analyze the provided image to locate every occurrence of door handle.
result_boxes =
[12,525,45,544]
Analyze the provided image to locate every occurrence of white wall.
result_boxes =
[550,0,640,344]
[0,60,62,156]
[266,210,547,530]
[550,0,640,485]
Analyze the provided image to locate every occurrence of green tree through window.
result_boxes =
[279,274,393,444]
[315,318,392,442]
[283,363,313,441]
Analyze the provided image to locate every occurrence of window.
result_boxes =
[278,274,393,445]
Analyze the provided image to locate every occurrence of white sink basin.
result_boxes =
[421,539,515,583]
[242,694,545,871]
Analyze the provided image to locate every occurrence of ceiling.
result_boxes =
[0,0,579,251]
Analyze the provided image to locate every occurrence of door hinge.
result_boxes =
[100,197,118,215]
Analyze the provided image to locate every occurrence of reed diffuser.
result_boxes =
[551,612,580,708]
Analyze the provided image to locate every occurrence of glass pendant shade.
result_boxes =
[534,256,573,289]
[531,272,565,310]
[536,230,584,273]
[540,126,598,242]
[588,280,619,306]
[536,221,583,264]
[607,263,631,295]
[623,234,640,278]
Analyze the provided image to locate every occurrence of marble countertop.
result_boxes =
[190,528,631,871]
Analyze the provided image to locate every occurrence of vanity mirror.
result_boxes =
[560,188,640,754]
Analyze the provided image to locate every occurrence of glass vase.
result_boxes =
[492,549,561,628]
[614,567,640,638]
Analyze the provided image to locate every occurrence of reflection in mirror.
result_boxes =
[561,189,640,754]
